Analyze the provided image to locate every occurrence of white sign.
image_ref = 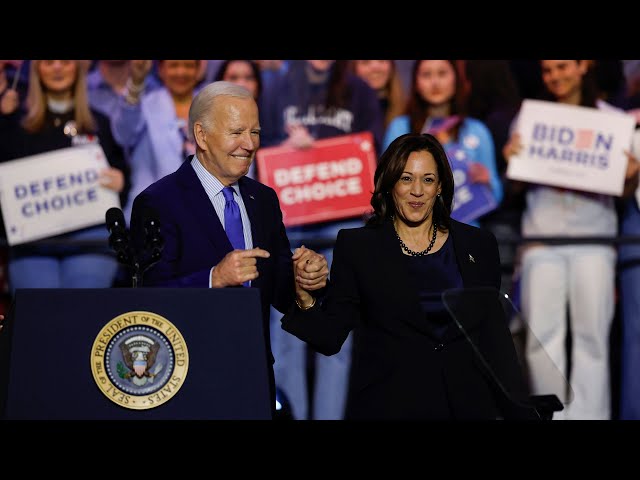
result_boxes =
[0,144,120,246]
[506,99,636,196]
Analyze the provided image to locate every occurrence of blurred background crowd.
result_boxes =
[1,59,640,420]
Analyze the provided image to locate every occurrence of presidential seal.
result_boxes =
[91,311,188,410]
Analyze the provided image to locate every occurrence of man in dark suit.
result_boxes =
[130,81,329,416]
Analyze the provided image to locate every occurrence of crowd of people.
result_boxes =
[1,59,640,420]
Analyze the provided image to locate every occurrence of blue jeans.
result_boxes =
[8,225,118,291]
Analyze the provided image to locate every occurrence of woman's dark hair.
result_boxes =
[367,133,454,230]
[465,60,521,119]
[214,60,263,99]
[539,60,598,108]
[326,60,350,110]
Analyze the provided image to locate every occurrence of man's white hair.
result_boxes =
[188,81,253,141]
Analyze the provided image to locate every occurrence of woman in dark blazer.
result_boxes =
[282,132,537,420]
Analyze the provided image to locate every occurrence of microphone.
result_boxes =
[143,215,164,265]
[105,207,133,266]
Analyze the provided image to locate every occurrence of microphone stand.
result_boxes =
[131,260,142,288]
[130,219,164,288]
[107,212,164,288]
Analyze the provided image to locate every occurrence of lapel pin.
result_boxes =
[468,254,475,263]
[249,194,255,200]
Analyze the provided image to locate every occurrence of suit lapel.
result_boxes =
[449,220,479,288]
[176,160,233,256]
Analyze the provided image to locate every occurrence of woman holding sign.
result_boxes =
[503,60,640,420]
[382,59,503,228]
[0,60,129,291]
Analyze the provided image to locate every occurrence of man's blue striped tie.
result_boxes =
[222,186,248,287]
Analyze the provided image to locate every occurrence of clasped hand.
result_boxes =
[292,246,329,307]
[210,246,328,297]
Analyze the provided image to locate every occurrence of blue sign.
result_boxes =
[446,146,497,224]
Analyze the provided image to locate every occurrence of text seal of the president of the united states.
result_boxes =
[91,311,189,410]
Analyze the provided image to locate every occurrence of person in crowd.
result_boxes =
[620,60,640,121]
[616,59,640,420]
[590,60,627,108]
[618,128,640,420]
[383,59,503,228]
[508,61,544,101]
[255,60,288,95]
[111,60,201,223]
[215,60,261,100]
[503,60,640,420]
[0,60,28,115]
[464,60,523,295]
[352,60,406,129]
[128,81,329,417]
[281,132,536,420]
[0,60,129,290]
[87,60,160,120]
[260,59,384,420]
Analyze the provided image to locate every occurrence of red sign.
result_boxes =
[256,132,377,227]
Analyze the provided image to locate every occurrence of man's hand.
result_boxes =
[210,248,271,287]
[291,246,329,309]
[292,246,328,291]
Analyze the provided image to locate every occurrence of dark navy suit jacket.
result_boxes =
[130,158,296,412]
[282,219,536,420]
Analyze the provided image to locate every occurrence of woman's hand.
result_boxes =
[502,132,523,162]
[467,162,490,184]
[99,167,125,193]
[291,246,329,309]
[0,89,19,115]
[283,123,314,149]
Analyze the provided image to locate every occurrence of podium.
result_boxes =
[442,287,571,420]
[0,288,271,420]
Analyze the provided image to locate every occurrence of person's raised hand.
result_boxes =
[0,89,19,115]
[130,60,153,85]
